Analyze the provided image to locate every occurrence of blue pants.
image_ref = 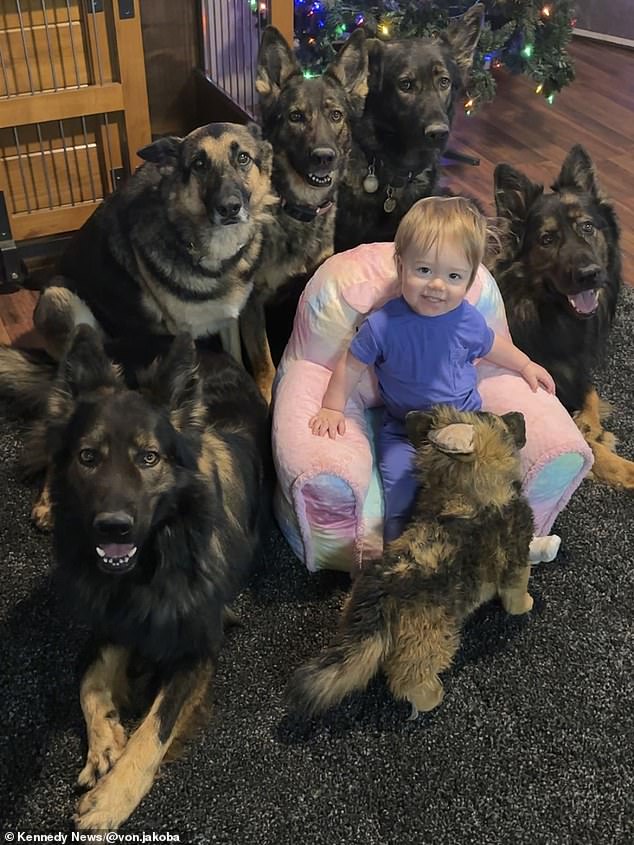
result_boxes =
[378,419,418,543]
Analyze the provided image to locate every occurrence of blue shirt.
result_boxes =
[349,296,494,422]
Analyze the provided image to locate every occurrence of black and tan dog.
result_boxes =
[16,326,268,830]
[33,122,277,398]
[251,25,368,395]
[493,144,634,490]
[287,406,534,719]
[335,3,484,251]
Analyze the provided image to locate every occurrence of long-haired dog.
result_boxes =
[13,327,268,829]
[251,25,368,395]
[335,3,484,251]
[493,144,633,490]
[287,406,534,719]
[30,122,277,398]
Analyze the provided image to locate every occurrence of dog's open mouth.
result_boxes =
[96,543,138,574]
[567,289,599,317]
[306,173,333,188]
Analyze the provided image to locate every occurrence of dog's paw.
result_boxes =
[596,429,618,452]
[502,591,533,615]
[74,769,133,831]
[77,722,127,789]
[406,678,444,714]
[31,500,53,532]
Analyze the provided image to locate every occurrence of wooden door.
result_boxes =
[0,0,151,243]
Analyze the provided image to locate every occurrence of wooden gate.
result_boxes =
[0,0,151,284]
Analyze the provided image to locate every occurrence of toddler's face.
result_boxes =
[397,238,472,317]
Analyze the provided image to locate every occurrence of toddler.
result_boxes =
[310,196,560,560]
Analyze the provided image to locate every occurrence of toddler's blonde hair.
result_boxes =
[394,196,492,288]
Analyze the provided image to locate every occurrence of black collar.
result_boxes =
[281,196,334,223]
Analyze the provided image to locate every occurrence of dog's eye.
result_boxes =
[539,232,555,246]
[438,76,452,91]
[78,448,99,467]
[289,110,304,123]
[192,156,206,171]
[236,151,252,167]
[581,221,595,235]
[139,451,160,468]
[330,109,343,123]
[398,78,413,92]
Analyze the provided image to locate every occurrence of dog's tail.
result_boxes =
[286,629,387,716]
[0,346,57,417]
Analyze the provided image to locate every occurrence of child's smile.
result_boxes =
[398,238,472,317]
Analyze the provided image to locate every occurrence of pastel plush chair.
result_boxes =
[272,243,593,572]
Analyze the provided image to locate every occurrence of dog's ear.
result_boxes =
[405,410,435,449]
[326,29,368,114]
[58,325,120,398]
[552,144,605,200]
[153,334,206,435]
[48,326,120,424]
[494,163,544,238]
[443,2,485,80]
[366,38,384,93]
[501,411,526,450]
[137,136,182,174]
[256,26,301,112]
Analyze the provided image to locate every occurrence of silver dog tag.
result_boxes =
[383,196,397,213]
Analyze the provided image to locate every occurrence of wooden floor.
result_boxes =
[1,36,633,346]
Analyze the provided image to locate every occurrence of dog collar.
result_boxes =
[281,197,334,223]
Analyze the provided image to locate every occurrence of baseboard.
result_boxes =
[574,29,634,50]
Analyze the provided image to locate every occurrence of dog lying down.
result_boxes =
[287,405,535,718]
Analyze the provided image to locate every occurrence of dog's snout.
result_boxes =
[424,123,449,143]
[310,147,336,170]
[216,195,243,220]
[93,511,134,540]
[577,264,602,288]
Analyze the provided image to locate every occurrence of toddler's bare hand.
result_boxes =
[521,361,556,394]
[309,408,346,439]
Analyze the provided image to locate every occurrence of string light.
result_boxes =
[547,93,555,105]
[380,23,390,36]
[522,44,534,59]
[535,83,543,94]
[541,5,551,17]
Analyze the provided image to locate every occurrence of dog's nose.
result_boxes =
[216,196,242,220]
[424,123,449,143]
[577,265,602,288]
[93,511,134,540]
[310,147,336,170]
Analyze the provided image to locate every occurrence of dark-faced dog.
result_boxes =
[493,144,634,490]
[250,26,368,396]
[34,122,277,398]
[335,3,484,251]
[287,406,534,719]
[28,327,268,829]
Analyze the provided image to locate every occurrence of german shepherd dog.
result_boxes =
[334,3,484,251]
[493,144,634,491]
[251,26,368,395]
[34,122,277,398]
[14,326,268,830]
[287,406,534,719]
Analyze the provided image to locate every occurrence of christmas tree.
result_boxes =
[293,1,576,111]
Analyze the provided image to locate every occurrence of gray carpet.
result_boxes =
[1,293,633,844]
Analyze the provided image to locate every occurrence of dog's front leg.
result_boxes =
[239,290,275,405]
[498,564,533,615]
[74,658,214,831]
[77,645,130,790]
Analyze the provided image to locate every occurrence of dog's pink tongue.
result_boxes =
[569,290,599,314]
[101,543,135,558]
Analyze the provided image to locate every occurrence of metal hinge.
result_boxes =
[0,192,23,289]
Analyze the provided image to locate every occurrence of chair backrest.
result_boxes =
[277,242,510,408]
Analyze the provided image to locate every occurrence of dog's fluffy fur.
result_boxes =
[11,328,269,829]
[335,3,484,251]
[493,144,634,490]
[286,406,534,718]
